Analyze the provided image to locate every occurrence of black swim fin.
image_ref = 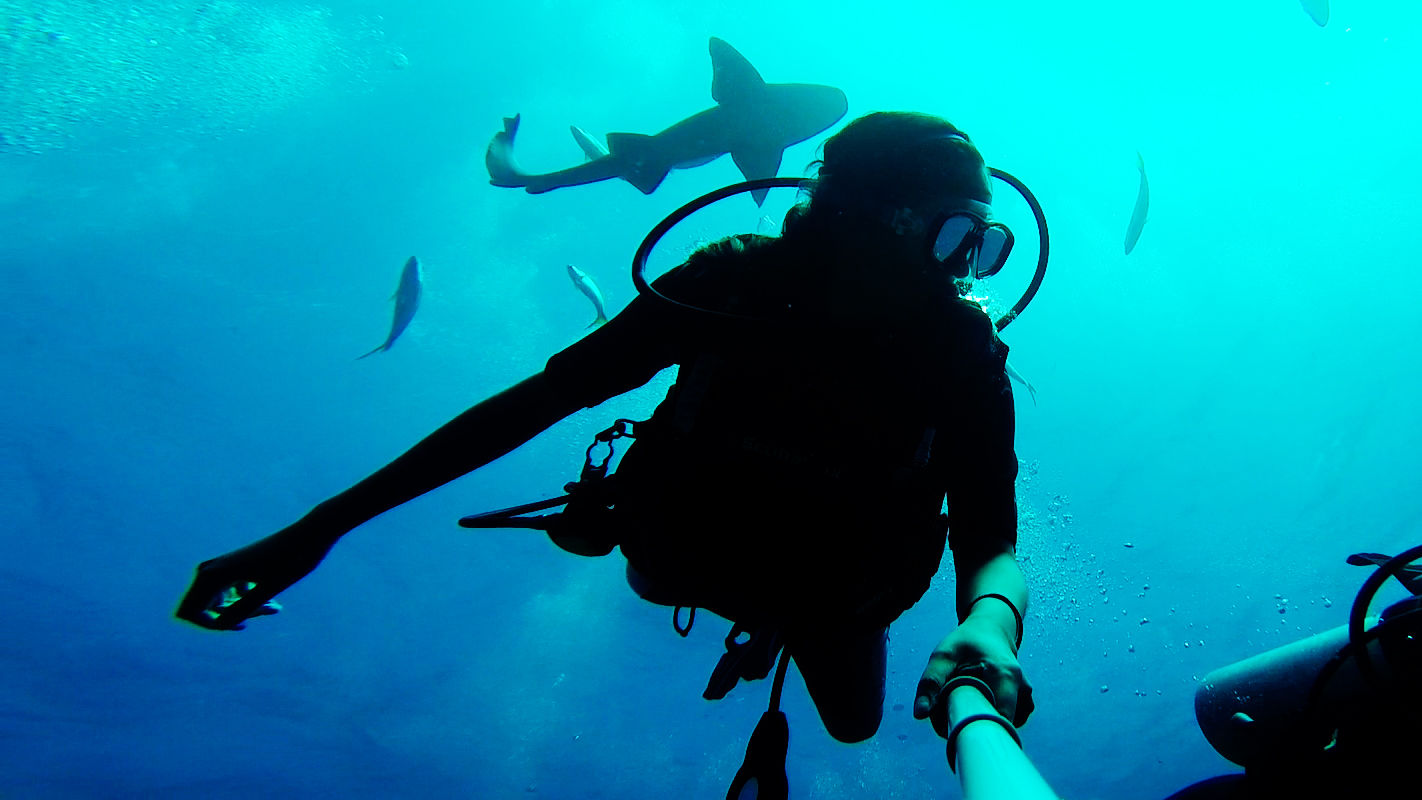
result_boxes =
[725,710,788,800]
[1347,552,1422,595]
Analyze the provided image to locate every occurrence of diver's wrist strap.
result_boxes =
[968,593,1023,649]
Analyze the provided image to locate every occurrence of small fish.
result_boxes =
[1124,151,1149,255]
[567,264,608,328]
[1299,0,1328,27]
[1005,360,1038,407]
[358,256,422,359]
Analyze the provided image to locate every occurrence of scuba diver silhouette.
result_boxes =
[177,111,1052,798]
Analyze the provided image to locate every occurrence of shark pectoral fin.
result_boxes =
[606,132,671,194]
[709,38,766,105]
[570,126,609,161]
[730,147,785,205]
[486,114,529,188]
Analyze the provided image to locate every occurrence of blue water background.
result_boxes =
[2,1,1419,797]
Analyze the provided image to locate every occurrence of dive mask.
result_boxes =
[927,199,1014,281]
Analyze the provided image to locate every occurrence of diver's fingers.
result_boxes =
[175,565,237,629]
[1013,682,1036,727]
[250,598,283,617]
[914,650,956,719]
[212,582,284,630]
[915,671,954,737]
[993,678,1020,725]
[913,674,946,718]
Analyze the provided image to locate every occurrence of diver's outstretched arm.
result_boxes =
[176,371,584,630]
[315,371,582,531]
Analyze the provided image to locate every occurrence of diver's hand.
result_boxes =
[913,616,1033,735]
[175,518,339,631]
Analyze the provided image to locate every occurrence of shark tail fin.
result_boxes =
[486,114,529,188]
[357,344,387,360]
[586,311,609,329]
[606,132,671,194]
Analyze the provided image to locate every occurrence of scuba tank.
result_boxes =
[1194,546,1422,788]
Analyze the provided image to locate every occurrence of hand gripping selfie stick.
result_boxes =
[943,670,1059,800]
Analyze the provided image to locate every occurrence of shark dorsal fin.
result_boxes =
[709,37,765,106]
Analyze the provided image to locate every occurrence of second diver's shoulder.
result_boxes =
[682,233,781,277]
[657,233,785,308]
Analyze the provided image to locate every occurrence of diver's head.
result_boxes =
[788,112,1010,284]
[815,111,990,209]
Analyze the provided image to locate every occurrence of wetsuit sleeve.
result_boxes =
[946,315,1019,556]
[311,268,708,534]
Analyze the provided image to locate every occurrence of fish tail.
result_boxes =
[356,344,386,360]
[586,312,609,329]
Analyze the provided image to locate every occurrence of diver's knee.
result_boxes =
[824,709,882,743]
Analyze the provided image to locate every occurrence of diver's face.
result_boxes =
[896,169,1001,282]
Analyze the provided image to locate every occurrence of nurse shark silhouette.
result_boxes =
[485,37,849,206]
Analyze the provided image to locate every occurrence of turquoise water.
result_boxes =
[3,1,1419,797]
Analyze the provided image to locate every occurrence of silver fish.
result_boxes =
[358,256,422,359]
[566,264,608,328]
[1006,360,1038,407]
[1124,152,1149,255]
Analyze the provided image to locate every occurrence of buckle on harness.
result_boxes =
[578,418,636,484]
[457,419,639,557]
